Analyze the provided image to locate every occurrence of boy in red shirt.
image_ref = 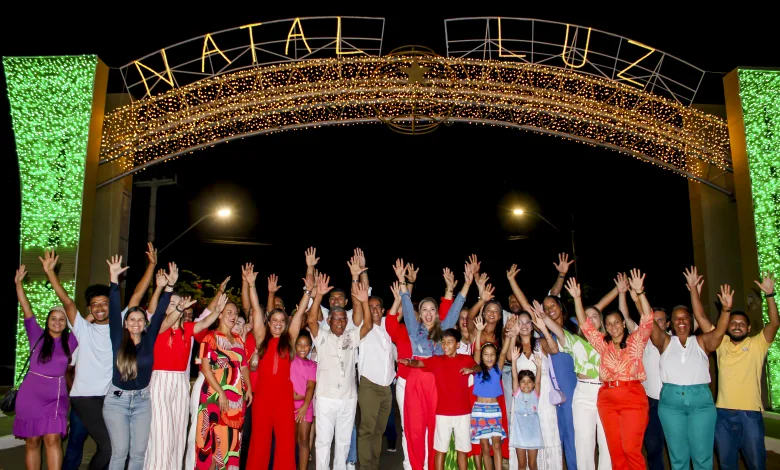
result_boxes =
[400,329,480,470]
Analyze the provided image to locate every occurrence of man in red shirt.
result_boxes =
[400,329,480,470]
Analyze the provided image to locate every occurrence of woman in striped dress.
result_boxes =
[143,269,220,470]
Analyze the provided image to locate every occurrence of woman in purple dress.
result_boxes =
[14,264,78,470]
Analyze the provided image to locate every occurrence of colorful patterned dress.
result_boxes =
[195,331,247,470]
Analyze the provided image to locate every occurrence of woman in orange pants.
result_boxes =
[245,267,311,470]
[395,260,473,470]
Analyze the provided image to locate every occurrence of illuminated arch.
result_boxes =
[99,56,732,193]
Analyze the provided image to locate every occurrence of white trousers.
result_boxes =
[396,377,413,470]
[184,372,205,470]
[144,370,189,470]
[572,379,611,470]
[315,396,358,470]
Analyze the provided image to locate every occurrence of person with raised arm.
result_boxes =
[14,264,78,470]
[684,270,778,470]
[245,264,312,470]
[41,249,113,470]
[565,270,653,470]
[646,267,729,470]
[397,258,473,470]
[102,256,179,470]
[509,348,545,470]
[143,269,221,470]
[194,273,253,470]
[505,256,585,470]
[308,273,373,470]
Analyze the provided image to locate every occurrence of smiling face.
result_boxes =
[604,312,625,343]
[517,312,534,338]
[232,317,246,337]
[520,374,535,394]
[47,310,67,336]
[484,302,501,326]
[219,303,239,332]
[458,309,469,332]
[268,311,287,338]
[653,310,669,331]
[585,307,602,330]
[508,295,522,314]
[671,308,692,337]
[88,295,109,323]
[543,297,563,324]
[442,336,458,357]
[124,311,147,336]
[481,344,497,369]
[295,335,312,359]
[328,308,348,337]
[419,300,438,329]
[368,298,384,325]
[329,290,347,309]
[727,313,751,342]
[166,294,182,315]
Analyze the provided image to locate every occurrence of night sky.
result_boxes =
[0,4,775,384]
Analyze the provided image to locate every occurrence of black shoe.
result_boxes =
[387,440,397,452]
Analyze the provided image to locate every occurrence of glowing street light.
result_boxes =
[159,207,233,254]
[513,208,524,216]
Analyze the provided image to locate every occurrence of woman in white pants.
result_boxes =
[540,280,622,470]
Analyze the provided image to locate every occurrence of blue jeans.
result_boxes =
[715,408,766,470]
[644,397,666,470]
[63,407,89,470]
[348,425,357,464]
[102,385,151,470]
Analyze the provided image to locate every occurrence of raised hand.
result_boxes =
[511,346,521,362]
[565,277,581,298]
[467,254,481,276]
[305,247,319,267]
[405,263,419,283]
[348,256,366,278]
[554,253,574,275]
[628,269,645,293]
[393,259,406,281]
[316,273,334,296]
[164,262,179,286]
[533,353,542,369]
[506,264,520,280]
[352,282,369,303]
[476,273,489,291]
[531,300,548,330]
[614,273,628,293]
[145,242,158,265]
[442,268,458,291]
[480,283,495,302]
[268,274,281,293]
[718,284,734,311]
[106,255,129,282]
[216,277,229,294]
[474,316,486,332]
[463,265,474,286]
[390,281,401,301]
[754,272,776,295]
[354,248,366,269]
[214,293,228,314]
[155,268,167,288]
[303,275,315,292]
[177,296,197,312]
[683,266,703,291]
[38,249,59,275]
[14,265,27,284]
[242,263,258,285]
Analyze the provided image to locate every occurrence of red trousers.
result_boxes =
[403,368,438,470]
[246,380,296,470]
[597,381,649,470]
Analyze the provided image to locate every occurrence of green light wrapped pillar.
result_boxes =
[3,56,101,384]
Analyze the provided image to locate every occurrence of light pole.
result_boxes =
[513,208,578,279]
[159,208,232,254]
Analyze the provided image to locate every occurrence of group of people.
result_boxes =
[11,243,778,470]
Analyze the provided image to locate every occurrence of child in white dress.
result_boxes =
[510,347,544,470]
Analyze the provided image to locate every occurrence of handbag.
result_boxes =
[547,355,567,405]
[1,336,43,413]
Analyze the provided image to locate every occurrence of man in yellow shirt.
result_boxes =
[696,274,779,470]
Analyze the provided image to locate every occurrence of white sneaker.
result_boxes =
[347,463,356,470]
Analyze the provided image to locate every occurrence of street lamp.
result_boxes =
[159,208,232,254]
[512,208,578,278]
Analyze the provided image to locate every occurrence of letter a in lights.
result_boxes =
[201,34,232,73]
[286,18,312,55]
[561,24,591,69]
[134,49,174,98]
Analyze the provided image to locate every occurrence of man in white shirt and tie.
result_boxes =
[355,295,396,470]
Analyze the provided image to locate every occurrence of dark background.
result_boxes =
[0,4,775,384]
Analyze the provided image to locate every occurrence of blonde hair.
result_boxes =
[419,297,443,343]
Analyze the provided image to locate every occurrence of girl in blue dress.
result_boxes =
[510,346,544,470]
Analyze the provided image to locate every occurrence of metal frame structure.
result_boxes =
[444,17,708,106]
[98,56,732,194]
[119,16,385,99]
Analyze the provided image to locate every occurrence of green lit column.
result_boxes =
[3,56,108,384]
[725,68,780,409]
